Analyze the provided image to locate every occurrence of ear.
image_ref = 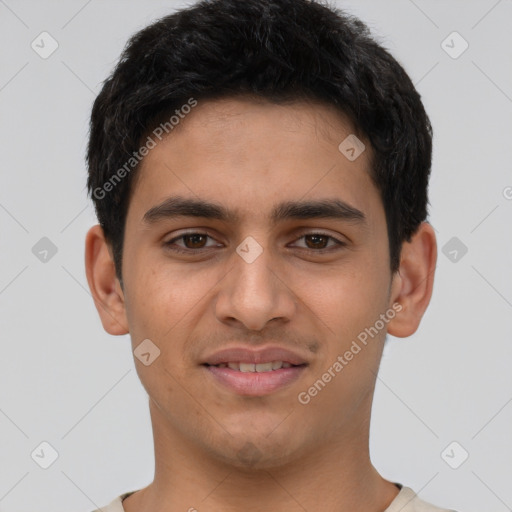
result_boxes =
[387,221,437,338]
[85,224,129,335]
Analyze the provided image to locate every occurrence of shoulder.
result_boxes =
[385,486,458,512]
[89,490,137,512]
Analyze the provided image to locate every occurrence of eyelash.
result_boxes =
[163,231,346,254]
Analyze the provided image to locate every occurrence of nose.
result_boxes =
[214,238,296,331]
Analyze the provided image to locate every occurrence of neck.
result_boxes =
[122,399,400,512]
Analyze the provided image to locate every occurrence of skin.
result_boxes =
[85,96,437,512]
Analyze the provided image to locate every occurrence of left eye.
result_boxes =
[290,233,345,250]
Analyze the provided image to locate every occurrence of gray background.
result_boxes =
[1,0,511,510]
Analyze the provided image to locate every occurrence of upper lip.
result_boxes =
[202,346,309,366]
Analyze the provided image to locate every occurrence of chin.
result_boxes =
[207,432,304,472]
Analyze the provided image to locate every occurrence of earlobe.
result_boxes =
[84,224,129,335]
[386,222,437,338]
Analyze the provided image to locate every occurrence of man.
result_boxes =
[84,0,454,510]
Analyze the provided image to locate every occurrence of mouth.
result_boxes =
[203,360,306,372]
[202,361,308,395]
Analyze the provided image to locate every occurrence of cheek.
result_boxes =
[122,257,221,377]
[122,261,203,402]
[124,252,204,332]
[300,257,390,341]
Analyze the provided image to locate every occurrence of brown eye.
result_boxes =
[164,232,221,253]
[304,234,330,249]
[181,234,208,249]
[291,233,345,251]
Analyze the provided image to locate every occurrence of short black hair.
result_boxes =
[87,0,433,282]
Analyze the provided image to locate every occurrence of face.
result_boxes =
[116,97,402,469]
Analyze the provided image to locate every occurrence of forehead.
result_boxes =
[175,95,364,148]
[127,96,382,228]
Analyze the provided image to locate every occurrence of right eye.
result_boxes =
[163,231,223,253]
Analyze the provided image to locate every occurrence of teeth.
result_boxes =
[215,361,296,372]
[255,362,273,372]
[239,363,255,372]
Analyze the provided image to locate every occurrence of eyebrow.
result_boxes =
[142,195,367,226]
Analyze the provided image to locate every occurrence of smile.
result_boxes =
[206,361,298,372]
[203,363,308,395]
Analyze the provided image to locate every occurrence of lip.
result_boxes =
[202,346,309,366]
[201,345,309,396]
[203,365,307,396]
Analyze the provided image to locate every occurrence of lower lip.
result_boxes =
[203,364,307,396]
